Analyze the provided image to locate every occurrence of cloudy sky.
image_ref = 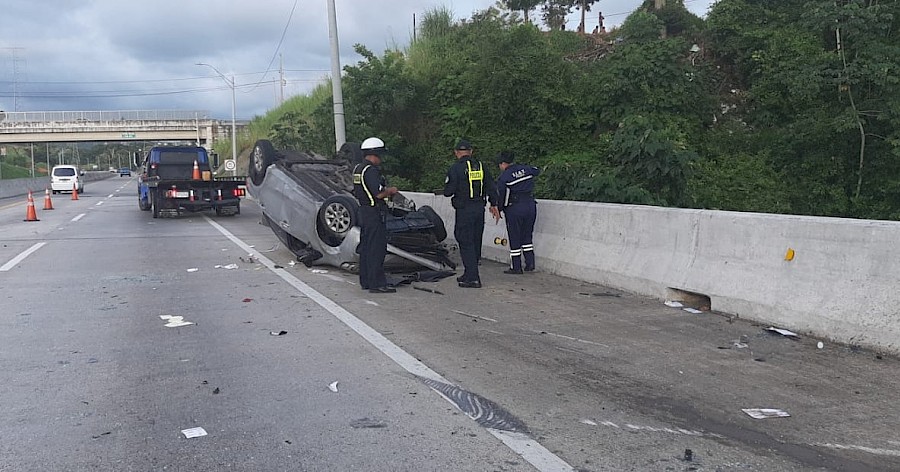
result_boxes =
[0,0,715,121]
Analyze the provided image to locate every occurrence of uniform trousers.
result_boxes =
[505,200,536,271]
[454,204,485,282]
[358,205,387,290]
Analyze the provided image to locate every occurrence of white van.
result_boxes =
[50,165,85,194]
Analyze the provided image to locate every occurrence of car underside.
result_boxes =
[246,140,454,272]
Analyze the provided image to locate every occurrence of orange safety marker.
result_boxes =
[192,160,201,180]
[71,182,79,200]
[43,188,54,210]
[24,191,40,222]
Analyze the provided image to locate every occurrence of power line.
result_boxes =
[245,0,299,93]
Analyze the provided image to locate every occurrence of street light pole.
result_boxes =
[196,62,237,176]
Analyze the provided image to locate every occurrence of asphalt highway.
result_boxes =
[1,177,898,471]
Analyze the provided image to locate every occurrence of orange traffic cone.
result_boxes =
[192,160,201,180]
[71,182,79,200]
[24,191,40,222]
[43,188,54,210]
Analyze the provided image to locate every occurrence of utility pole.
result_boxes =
[279,53,285,106]
[326,0,347,151]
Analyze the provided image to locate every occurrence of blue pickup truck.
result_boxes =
[137,146,246,218]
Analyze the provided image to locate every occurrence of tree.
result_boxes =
[500,0,542,24]
[541,0,573,31]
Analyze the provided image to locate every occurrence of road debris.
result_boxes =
[328,381,339,393]
[742,408,790,419]
[181,427,207,438]
[412,285,444,295]
[186,268,199,273]
[664,300,684,308]
[269,330,288,336]
[452,310,498,323]
[683,448,693,461]
[817,341,824,349]
[766,327,799,338]
[242,298,253,303]
[350,418,387,429]
[159,315,194,328]
[683,307,703,314]
[214,263,239,270]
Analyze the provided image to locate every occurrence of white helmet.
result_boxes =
[360,137,387,155]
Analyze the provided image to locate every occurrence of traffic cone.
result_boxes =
[24,191,40,222]
[71,182,79,200]
[43,188,54,210]
[192,160,201,180]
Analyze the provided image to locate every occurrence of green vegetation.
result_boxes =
[7,1,896,220]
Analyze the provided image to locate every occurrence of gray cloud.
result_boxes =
[0,0,713,119]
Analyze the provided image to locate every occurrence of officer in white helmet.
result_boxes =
[352,137,399,293]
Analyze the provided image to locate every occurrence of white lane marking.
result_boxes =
[108,194,114,198]
[594,418,723,439]
[71,213,86,222]
[95,201,103,206]
[204,216,574,472]
[816,443,900,457]
[1,242,47,272]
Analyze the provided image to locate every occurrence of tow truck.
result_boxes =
[137,145,246,218]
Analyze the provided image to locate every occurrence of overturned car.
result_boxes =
[247,139,454,271]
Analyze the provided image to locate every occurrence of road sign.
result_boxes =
[224,159,236,171]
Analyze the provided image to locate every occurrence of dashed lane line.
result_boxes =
[204,216,574,472]
[71,213,86,222]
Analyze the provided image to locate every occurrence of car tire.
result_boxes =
[316,195,358,247]
[418,205,447,242]
[249,139,278,186]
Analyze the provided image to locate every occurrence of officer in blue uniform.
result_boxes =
[443,139,497,288]
[352,137,398,293]
[494,151,540,274]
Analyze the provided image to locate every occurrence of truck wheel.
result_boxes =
[418,206,447,242]
[316,195,358,247]
[250,139,278,186]
[151,190,160,218]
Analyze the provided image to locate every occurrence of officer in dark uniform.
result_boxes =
[494,151,540,274]
[443,139,497,288]
[352,137,398,293]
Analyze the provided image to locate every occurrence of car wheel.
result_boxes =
[249,139,278,186]
[418,205,447,242]
[316,195,358,247]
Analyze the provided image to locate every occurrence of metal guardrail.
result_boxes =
[0,110,210,123]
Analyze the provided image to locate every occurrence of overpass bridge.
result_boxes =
[0,110,235,146]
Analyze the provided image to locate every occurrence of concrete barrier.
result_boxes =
[406,191,900,355]
[0,172,115,199]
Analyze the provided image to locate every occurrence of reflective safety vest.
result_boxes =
[352,164,376,206]
[466,160,484,199]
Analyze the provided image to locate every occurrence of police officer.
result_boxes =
[443,139,497,288]
[353,137,398,293]
[494,151,540,274]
